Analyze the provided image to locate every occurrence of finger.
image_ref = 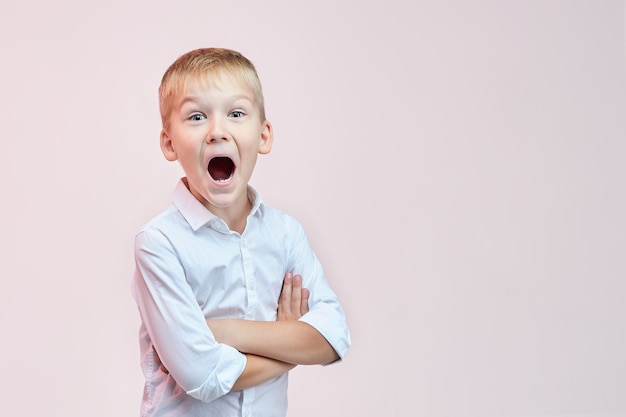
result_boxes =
[300,287,310,315]
[279,272,293,314]
[291,274,303,314]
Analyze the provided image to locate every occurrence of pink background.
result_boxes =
[1,1,626,416]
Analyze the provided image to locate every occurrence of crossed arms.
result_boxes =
[208,272,340,391]
[133,221,349,402]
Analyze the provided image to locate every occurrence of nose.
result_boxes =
[205,116,229,143]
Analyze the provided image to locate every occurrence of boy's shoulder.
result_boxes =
[258,200,290,221]
[257,199,304,231]
[246,185,298,227]
[136,203,187,238]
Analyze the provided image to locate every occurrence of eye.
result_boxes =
[189,113,206,121]
[230,110,245,118]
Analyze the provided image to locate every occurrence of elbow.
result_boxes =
[314,336,341,365]
[321,348,340,366]
[175,346,247,403]
[183,371,239,403]
[298,311,351,365]
[181,381,231,403]
[298,329,341,365]
[167,367,221,403]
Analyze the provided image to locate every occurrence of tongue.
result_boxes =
[208,157,234,181]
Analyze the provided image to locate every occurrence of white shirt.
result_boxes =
[132,179,350,417]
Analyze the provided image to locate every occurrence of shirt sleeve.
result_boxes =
[286,218,351,362]
[132,229,247,402]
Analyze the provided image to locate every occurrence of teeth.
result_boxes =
[215,174,233,183]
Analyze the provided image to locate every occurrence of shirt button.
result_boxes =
[243,409,251,417]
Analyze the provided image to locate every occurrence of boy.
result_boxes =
[131,48,350,417]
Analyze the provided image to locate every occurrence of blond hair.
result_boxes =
[158,48,266,128]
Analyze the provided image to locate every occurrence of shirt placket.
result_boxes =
[241,388,255,417]
[240,236,257,318]
[239,235,257,416]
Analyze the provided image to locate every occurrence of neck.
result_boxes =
[208,195,252,234]
[183,178,253,234]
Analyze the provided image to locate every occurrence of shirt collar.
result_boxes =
[172,178,264,231]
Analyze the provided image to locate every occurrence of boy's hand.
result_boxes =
[207,272,309,345]
[277,272,309,321]
[207,272,337,365]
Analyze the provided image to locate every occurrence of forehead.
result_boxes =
[176,71,257,104]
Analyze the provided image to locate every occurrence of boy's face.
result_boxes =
[160,75,273,216]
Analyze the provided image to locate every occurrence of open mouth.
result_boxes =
[208,157,235,182]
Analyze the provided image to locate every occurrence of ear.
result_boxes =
[160,128,179,161]
[258,120,273,155]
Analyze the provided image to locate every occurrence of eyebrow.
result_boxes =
[177,95,202,108]
[178,94,255,108]
[228,94,255,102]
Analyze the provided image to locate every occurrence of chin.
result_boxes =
[206,188,244,207]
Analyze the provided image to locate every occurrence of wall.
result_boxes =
[1,1,625,416]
